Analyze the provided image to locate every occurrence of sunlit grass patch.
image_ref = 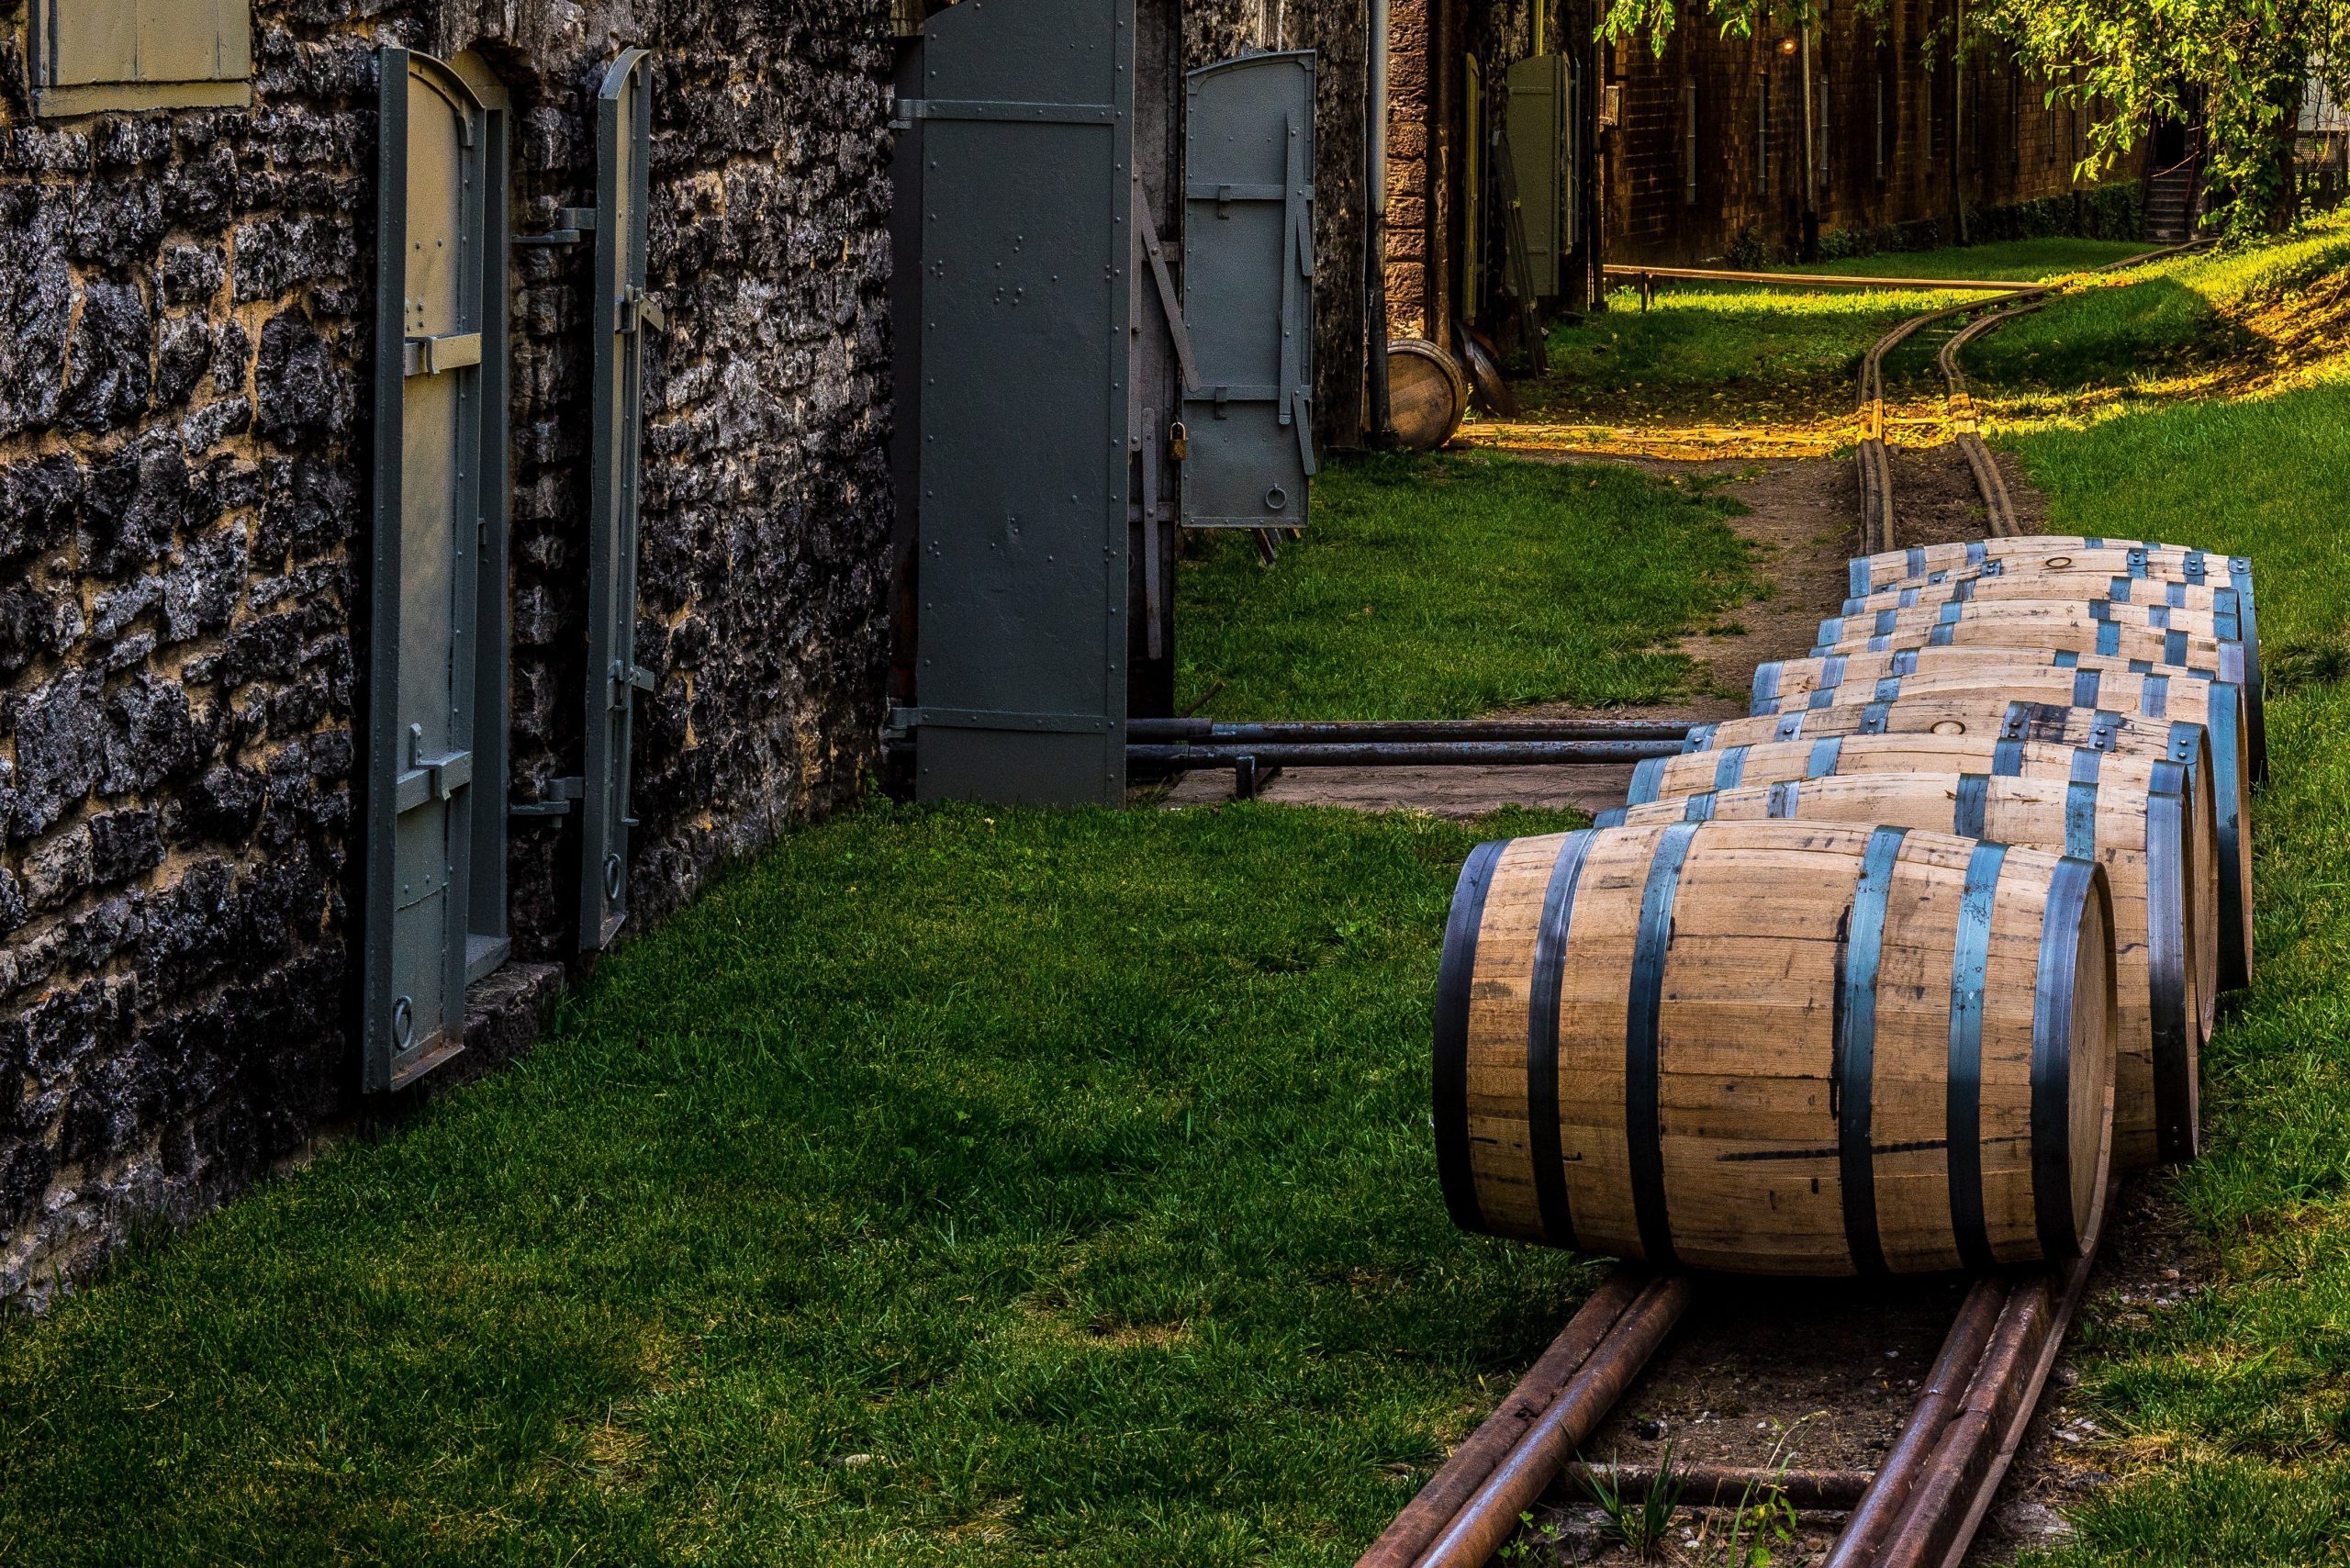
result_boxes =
[1176,448,1758,720]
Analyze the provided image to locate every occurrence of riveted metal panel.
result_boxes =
[1506,53,1571,298]
[581,49,656,951]
[908,0,1136,804]
[1180,51,1315,533]
[365,48,503,1092]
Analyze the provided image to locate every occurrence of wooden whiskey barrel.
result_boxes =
[1845,575,2236,620]
[1815,599,2244,672]
[1835,579,2264,767]
[1848,539,2255,604]
[1676,700,2246,992]
[1599,770,2200,1168]
[1436,822,2116,1274]
[1386,339,1471,450]
[1847,540,2267,778]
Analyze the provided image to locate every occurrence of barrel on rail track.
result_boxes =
[1837,575,2265,770]
[1847,538,2265,772]
[1673,700,2244,991]
[1599,769,2201,1168]
[1816,599,2243,671]
[1849,539,2255,606]
[1435,822,2117,1274]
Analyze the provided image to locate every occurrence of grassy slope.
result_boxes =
[1972,215,2350,389]
[2000,369,2350,1562]
[0,802,1595,1566]
[1175,449,1755,720]
[1531,238,2151,419]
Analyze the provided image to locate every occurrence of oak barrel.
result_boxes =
[1815,599,2244,671]
[1386,339,1471,451]
[1678,699,2246,992]
[1845,540,2267,777]
[1848,539,2254,603]
[1599,770,2199,1167]
[1436,822,2116,1274]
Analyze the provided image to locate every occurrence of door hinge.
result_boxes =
[513,207,598,247]
[511,776,586,819]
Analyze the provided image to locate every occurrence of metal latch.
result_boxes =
[617,286,666,334]
[405,332,484,377]
[512,776,586,820]
[609,660,657,709]
[395,723,474,811]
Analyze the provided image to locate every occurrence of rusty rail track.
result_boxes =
[1360,1184,2114,1568]
[1863,240,2217,554]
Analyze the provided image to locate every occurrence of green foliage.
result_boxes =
[0,800,1602,1563]
[1583,1446,1684,1558]
[1175,450,1757,720]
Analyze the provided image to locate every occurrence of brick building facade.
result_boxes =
[1604,0,2146,265]
[1382,0,2151,349]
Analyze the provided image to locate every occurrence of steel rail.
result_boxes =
[1606,263,2039,294]
[1827,1180,2115,1568]
[1129,718,1701,744]
[1356,1271,1650,1568]
[1916,239,2219,544]
[1128,740,1694,769]
[1357,1193,2113,1567]
[1411,1276,1695,1568]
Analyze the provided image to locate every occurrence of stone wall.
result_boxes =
[0,0,896,1305]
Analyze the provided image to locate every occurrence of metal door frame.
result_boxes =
[580,47,657,951]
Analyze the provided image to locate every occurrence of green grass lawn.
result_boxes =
[1531,237,2153,420]
[1175,449,1756,720]
[1970,213,2350,390]
[0,801,1595,1565]
[1994,372,2350,1563]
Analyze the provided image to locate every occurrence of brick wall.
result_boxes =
[1605,0,2144,264]
[0,0,896,1305]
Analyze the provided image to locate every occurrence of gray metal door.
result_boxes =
[367,46,505,1092]
[581,48,656,950]
[1181,51,1316,532]
[1506,53,1575,299]
[901,0,1136,805]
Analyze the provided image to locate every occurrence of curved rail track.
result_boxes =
[1857,241,2214,554]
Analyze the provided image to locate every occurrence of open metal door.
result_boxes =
[366,46,505,1092]
[1181,51,1316,534]
[1506,53,1575,300]
[899,0,1136,804]
[580,48,656,951]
